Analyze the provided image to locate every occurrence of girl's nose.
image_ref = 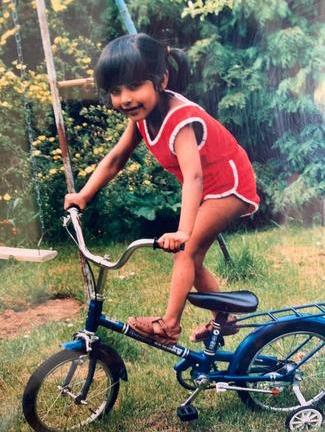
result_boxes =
[120,88,132,107]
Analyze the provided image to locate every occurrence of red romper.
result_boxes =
[137,91,260,215]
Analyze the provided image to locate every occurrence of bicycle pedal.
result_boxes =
[176,404,198,422]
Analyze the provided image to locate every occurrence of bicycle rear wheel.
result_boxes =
[23,349,120,432]
[234,320,324,412]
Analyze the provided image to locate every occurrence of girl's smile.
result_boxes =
[110,80,161,121]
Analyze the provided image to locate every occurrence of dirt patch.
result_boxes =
[0,298,83,340]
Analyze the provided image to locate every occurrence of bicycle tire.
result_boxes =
[23,348,120,432]
[232,320,325,412]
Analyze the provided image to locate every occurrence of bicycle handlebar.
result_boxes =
[63,207,183,270]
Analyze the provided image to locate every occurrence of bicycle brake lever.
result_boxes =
[62,214,71,227]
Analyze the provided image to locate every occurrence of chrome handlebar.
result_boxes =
[63,207,156,270]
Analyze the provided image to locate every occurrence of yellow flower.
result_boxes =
[81,57,91,65]
[49,168,57,175]
[49,137,56,142]
[0,27,17,46]
[51,148,62,155]
[127,162,140,173]
[32,150,41,156]
[16,64,26,70]
[93,146,104,155]
[51,0,74,12]
[3,193,11,201]
[38,135,47,142]
[0,101,11,108]
[84,164,96,174]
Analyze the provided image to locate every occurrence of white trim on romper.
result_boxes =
[169,117,208,154]
[203,160,259,216]
[140,90,259,216]
[143,90,199,146]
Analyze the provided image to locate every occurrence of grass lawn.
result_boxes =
[0,225,324,432]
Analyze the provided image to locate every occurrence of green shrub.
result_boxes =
[34,104,181,240]
[183,0,325,220]
[215,237,267,282]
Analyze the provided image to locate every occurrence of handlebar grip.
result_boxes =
[153,239,185,252]
[66,205,82,213]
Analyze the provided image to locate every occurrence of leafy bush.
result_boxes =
[0,0,182,244]
[182,0,324,220]
[1,0,324,246]
[35,104,181,240]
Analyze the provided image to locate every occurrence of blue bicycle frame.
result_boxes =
[63,208,325,403]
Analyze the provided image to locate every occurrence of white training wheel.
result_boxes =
[285,406,323,431]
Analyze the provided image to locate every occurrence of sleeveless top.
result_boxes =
[136,91,260,216]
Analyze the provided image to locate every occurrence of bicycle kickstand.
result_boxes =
[176,375,210,422]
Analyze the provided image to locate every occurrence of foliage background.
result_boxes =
[0,0,324,245]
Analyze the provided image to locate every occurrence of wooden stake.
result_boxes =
[35,0,95,293]
[35,0,75,193]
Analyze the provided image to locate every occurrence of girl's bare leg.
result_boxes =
[163,195,249,330]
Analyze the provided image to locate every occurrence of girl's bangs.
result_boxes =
[96,43,154,92]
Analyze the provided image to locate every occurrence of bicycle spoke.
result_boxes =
[23,350,120,431]
[245,330,324,411]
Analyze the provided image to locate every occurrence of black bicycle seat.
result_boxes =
[187,291,258,313]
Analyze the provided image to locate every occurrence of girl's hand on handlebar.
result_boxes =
[158,230,189,252]
[64,193,88,211]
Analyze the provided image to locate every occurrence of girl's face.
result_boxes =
[109,75,168,121]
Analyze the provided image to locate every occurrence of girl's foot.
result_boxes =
[190,314,238,342]
[127,316,181,345]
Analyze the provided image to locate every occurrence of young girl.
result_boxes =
[64,33,260,345]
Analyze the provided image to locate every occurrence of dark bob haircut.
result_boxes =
[95,33,189,94]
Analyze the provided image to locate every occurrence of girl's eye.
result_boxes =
[110,87,121,96]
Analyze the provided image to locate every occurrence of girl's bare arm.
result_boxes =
[64,120,141,210]
[158,125,203,250]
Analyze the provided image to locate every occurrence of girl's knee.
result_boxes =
[174,246,205,269]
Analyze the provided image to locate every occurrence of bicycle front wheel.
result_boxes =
[23,349,120,432]
[235,320,325,412]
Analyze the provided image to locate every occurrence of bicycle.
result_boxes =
[22,207,325,432]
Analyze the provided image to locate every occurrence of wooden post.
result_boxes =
[35,0,94,296]
[35,0,75,193]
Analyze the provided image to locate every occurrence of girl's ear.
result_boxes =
[160,71,169,91]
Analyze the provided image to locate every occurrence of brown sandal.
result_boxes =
[190,313,239,342]
[127,316,181,345]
